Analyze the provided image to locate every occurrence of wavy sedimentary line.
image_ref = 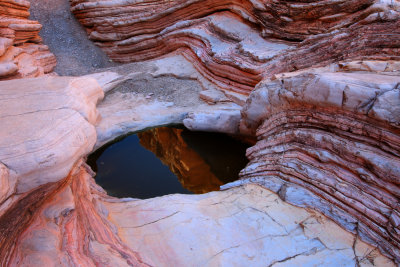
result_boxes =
[70,0,259,39]
[248,113,400,203]
[71,0,399,96]
[68,164,150,266]
[257,0,377,41]
[0,174,68,265]
[181,49,258,94]
[69,0,286,94]
[97,12,290,94]
[244,132,398,222]
[70,0,379,42]
[249,125,400,200]
[256,110,400,155]
[0,0,56,80]
[262,13,400,78]
[99,14,275,93]
[0,0,30,18]
[235,70,400,262]
[4,162,150,266]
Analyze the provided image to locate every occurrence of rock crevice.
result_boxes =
[0,0,399,265]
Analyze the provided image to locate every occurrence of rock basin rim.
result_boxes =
[0,0,399,266]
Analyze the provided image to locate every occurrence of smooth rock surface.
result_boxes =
[0,76,103,193]
[105,183,394,267]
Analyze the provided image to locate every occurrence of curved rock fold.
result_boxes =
[229,67,400,261]
[0,0,399,266]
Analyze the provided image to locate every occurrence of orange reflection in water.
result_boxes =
[138,127,225,194]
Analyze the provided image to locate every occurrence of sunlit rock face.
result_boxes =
[225,63,400,262]
[0,76,103,194]
[0,74,150,266]
[70,0,399,95]
[0,70,398,265]
[2,162,150,266]
[0,0,56,80]
[2,160,394,266]
[0,0,398,265]
[0,75,104,265]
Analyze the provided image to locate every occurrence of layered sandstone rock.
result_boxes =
[70,0,387,42]
[222,63,400,262]
[2,74,395,266]
[70,0,399,95]
[2,160,395,266]
[0,76,103,194]
[70,0,294,94]
[0,0,398,265]
[0,75,105,259]
[0,75,148,266]
[0,0,56,80]
[4,162,149,266]
[261,10,400,78]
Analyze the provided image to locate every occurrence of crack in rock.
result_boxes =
[122,211,180,229]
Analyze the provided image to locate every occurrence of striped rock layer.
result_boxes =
[70,0,399,94]
[0,0,56,80]
[1,73,396,266]
[0,0,399,265]
[231,64,400,262]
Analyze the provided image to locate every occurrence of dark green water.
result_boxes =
[87,127,249,199]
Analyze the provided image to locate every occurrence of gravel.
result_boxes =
[29,0,119,76]
[28,1,206,108]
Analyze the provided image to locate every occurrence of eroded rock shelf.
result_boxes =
[0,0,56,80]
[0,0,399,266]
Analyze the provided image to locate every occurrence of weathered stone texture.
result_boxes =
[228,66,400,262]
[3,162,395,266]
[0,0,398,265]
[70,0,399,95]
[1,66,396,266]
[0,0,56,80]
[0,76,103,194]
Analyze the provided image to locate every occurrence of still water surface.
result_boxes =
[87,127,249,199]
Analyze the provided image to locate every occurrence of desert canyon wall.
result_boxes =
[70,0,399,94]
[0,0,399,266]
